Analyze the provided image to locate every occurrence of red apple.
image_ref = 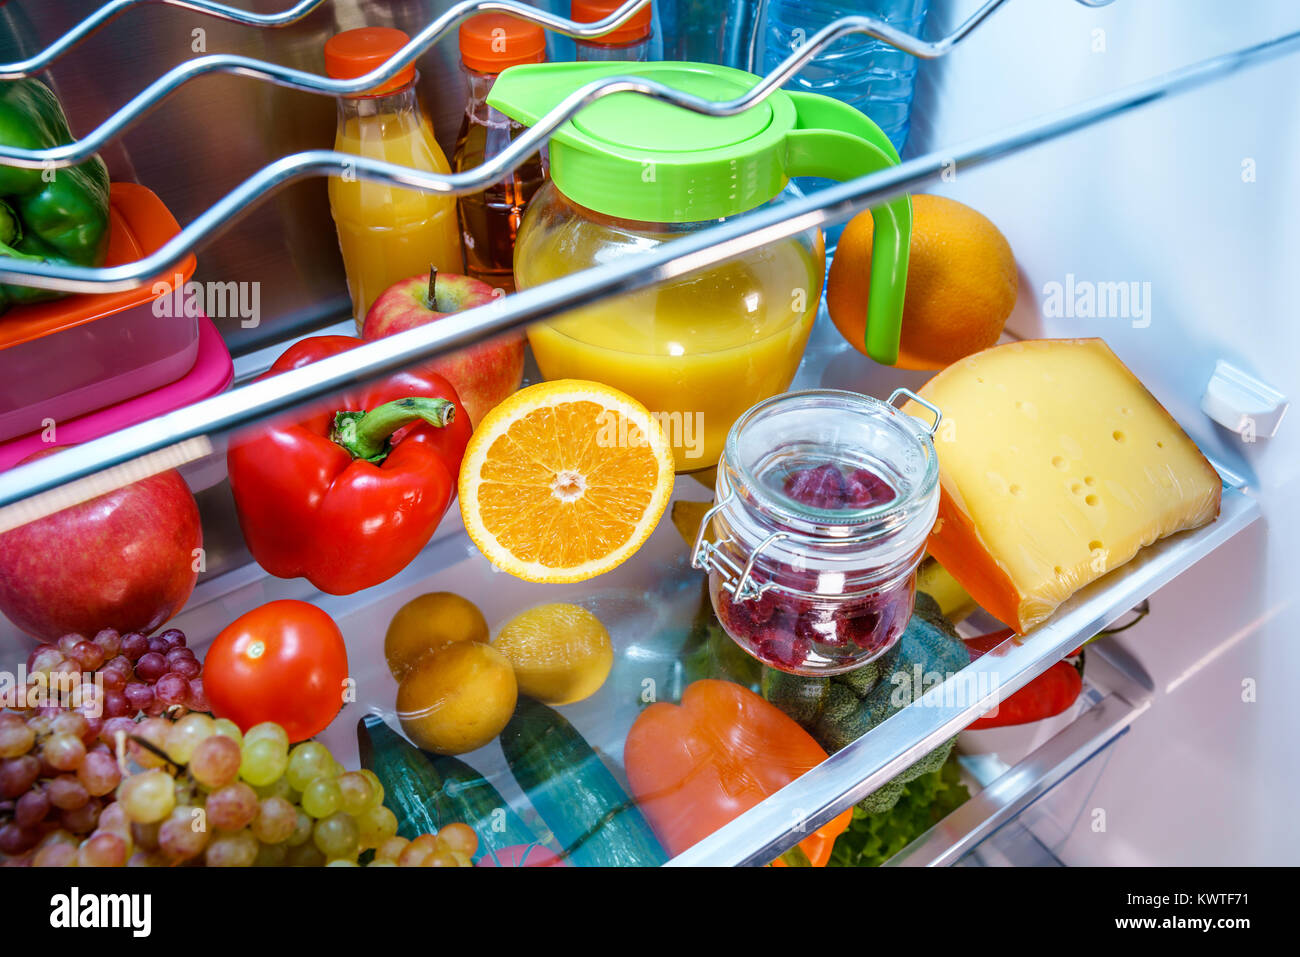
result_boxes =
[0,455,202,641]
[362,268,524,428]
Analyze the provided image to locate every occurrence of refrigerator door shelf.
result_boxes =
[47,463,1252,869]
[887,639,1151,867]
[668,475,1259,865]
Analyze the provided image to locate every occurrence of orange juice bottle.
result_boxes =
[324,27,462,330]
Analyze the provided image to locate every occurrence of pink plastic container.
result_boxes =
[0,183,200,442]
[0,314,232,480]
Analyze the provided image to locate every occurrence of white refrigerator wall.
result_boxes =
[910,0,1299,864]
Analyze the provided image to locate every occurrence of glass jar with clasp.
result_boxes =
[692,388,942,675]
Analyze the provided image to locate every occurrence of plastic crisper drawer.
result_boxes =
[0,183,199,442]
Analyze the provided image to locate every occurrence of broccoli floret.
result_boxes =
[761,669,829,726]
[856,777,907,816]
[835,652,889,699]
[813,683,874,753]
[905,736,957,780]
[760,597,970,816]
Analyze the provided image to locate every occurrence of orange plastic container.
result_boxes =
[0,182,199,441]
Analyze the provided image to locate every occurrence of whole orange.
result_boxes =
[827,194,1017,369]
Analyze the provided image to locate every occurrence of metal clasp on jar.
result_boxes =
[887,387,943,435]
[689,491,788,603]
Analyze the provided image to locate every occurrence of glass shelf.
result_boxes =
[0,311,1257,866]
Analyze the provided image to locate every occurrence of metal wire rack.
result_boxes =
[0,0,1025,290]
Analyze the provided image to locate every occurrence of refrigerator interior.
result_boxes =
[0,0,1295,865]
[906,0,1299,866]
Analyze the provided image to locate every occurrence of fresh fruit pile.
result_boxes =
[25,627,207,722]
[0,706,477,866]
[0,707,122,858]
[385,592,614,756]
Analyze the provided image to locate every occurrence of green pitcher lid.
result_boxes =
[487,61,800,222]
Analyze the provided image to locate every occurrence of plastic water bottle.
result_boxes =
[757,0,931,153]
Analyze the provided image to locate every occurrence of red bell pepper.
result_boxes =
[623,679,852,866]
[963,628,1084,729]
[227,335,472,595]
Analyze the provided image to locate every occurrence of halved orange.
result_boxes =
[458,380,675,583]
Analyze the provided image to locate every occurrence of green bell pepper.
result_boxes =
[0,78,111,313]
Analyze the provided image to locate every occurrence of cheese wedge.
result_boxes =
[906,339,1221,632]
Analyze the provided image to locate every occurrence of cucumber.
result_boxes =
[357,714,538,860]
[500,697,668,867]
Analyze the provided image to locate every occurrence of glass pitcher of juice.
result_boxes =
[490,62,913,472]
[325,27,462,330]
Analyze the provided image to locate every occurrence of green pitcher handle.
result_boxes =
[783,91,912,366]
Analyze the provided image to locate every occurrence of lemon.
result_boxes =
[384,592,488,680]
[492,603,613,705]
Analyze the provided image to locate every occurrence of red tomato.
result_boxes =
[204,600,349,742]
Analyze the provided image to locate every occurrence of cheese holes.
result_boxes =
[1088,540,1104,552]
[1112,430,1125,443]
[1085,494,1099,506]
[1052,456,1067,470]
[1084,476,1097,487]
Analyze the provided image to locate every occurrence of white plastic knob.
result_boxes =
[1201,360,1287,440]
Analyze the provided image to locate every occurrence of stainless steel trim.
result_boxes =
[665,482,1259,865]
[885,642,1151,866]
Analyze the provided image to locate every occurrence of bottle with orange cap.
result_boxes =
[572,0,654,62]
[453,13,549,294]
[324,27,463,331]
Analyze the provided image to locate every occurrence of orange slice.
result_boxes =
[458,380,675,582]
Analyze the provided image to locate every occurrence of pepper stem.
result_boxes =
[331,396,456,464]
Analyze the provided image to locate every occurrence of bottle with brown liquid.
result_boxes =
[453,14,549,294]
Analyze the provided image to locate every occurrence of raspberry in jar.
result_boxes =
[692,389,941,675]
